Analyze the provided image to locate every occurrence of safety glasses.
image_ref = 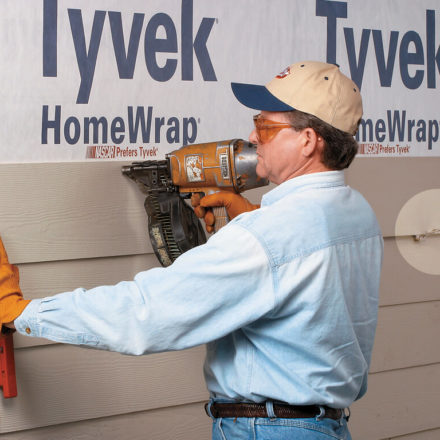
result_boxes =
[253,114,293,144]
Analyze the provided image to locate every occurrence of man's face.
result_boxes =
[249,111,306,185]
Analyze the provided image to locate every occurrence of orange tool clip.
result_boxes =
[0,329,18,398]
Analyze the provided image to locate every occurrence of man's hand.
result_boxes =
[0,238,30,329]
[191,192,259,233]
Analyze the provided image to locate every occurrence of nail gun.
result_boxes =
[122,139,268,267]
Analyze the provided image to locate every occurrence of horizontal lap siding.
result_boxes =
[0,161,152,264]
[0,162,269,265]
[380,238,440,306]
[0,402,211,440]
[347,157,440,439]
[349,364,440,440]
[346,157,440,238]
[389,428,440,439]
[2,351,438,438]
[1,161,438,439]
[370,301,440,373]
[0,345,208,433]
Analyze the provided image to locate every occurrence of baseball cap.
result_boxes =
[231,61,363,135]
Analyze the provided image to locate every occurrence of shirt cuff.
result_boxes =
[14,299,43,337]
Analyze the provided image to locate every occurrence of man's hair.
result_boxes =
[285,110,359,170]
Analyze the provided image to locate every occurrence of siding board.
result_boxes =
[0,402,211,440]
[0,162,269,265]
[346,157,440,238]
[389,428,440,440]
[370,301,440,373]
[380,238,440,306]
[0,161,152,264]
[2,348,438,439]
[0,344,208,434]
[349,364,440,440]
[1,161,438,440]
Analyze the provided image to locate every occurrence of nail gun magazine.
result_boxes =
[122,139,268,266]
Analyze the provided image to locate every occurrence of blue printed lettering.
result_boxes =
[41,105,61,144]
[181,0,217,81]
[43,0,217,104]
[317,1,440,90]
[344,28,370,89]
[109,11,144,79]
[388,110,406,142]
[426,10,440,88]
[84,117,109,144]
[43,0,58,77]
[183,117,197,145]
[42,106,198,146]
[111,117,126,144]
[68,9,106,104]
[145,13,178,82]
[372,30,399,87]
[356,111,439,151]
[64,116,81,144]
[128,106,152,143]
[166,117,180,143]
[428,120,439,149]
[399,31,424,89]
[315,0,347,64]
[416,120,426,142]
[155,117,165,143]
[375,119,386,142]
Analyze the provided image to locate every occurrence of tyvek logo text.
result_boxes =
[43,0,217,104]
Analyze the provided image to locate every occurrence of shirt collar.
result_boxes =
[261,171,346,207]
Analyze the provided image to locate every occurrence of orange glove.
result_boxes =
[0,238,30,328]
[191,192,259,233]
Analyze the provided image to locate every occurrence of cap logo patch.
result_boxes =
[276,67,291,79]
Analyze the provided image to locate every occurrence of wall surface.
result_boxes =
[346,158,440,439]
[1,1,439,439]
[0,161,211,438]
[0,157,439,439]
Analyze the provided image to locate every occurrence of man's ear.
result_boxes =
[300,128,322,157]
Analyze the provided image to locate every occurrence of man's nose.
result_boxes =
[249,128,258,144]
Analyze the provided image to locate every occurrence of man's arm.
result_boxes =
[12,223,273,354]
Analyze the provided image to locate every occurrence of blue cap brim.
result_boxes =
[231,82,294,111]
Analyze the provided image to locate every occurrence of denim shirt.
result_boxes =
[16,171,383,408]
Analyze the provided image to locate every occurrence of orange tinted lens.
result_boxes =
[253,116,292,144]
[258,126,280,144]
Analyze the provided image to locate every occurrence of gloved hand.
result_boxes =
[0,238,30,328]
[191,192,259,233]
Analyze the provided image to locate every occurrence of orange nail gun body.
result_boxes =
[122,139,268,266]
[168,139,265,194]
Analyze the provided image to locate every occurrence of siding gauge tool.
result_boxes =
[0,328,18,398]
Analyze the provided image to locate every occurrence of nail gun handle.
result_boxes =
[212,206,229,232]
[0,329,18,398]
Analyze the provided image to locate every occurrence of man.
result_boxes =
[1,61,383,439]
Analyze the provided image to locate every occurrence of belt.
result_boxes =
[205,402,343,420]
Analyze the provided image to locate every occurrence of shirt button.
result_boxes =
[25,327,31,334]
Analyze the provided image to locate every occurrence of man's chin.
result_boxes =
[255,164,267,180]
